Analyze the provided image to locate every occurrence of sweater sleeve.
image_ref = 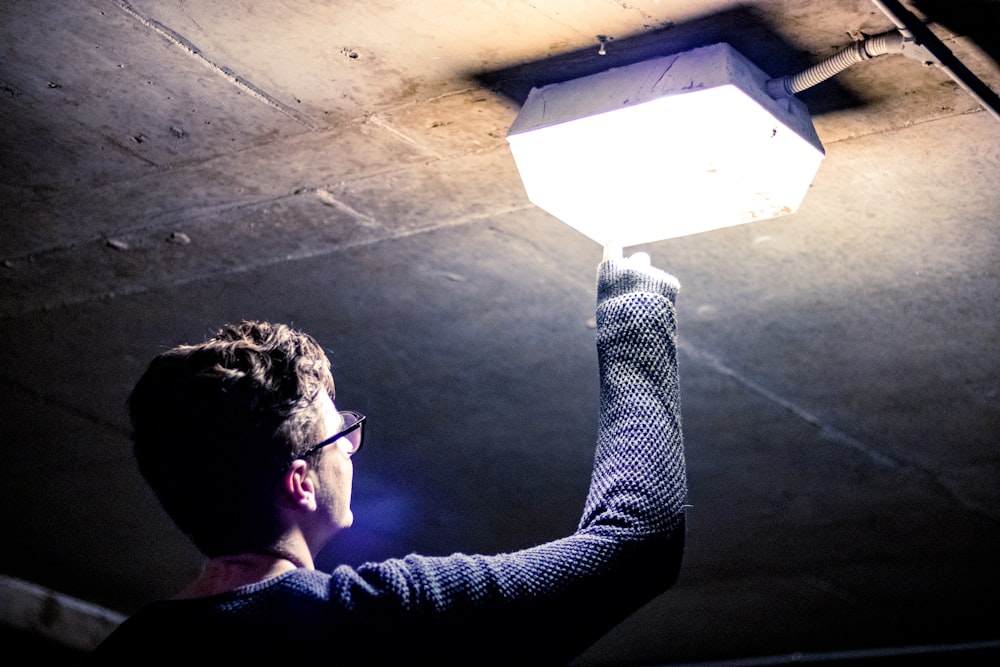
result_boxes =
[580,259,686,538]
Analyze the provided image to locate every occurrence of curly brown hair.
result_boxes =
[128,321,335,557]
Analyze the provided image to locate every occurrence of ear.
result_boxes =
[284,459,318,512]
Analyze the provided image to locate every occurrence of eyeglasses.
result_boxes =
[297,410,366,460]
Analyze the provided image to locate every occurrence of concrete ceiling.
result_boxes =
[1,0,998,663]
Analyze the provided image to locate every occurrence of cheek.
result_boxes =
[344,459,354,493]
[330,456,353,494]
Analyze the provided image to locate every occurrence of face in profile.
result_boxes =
[310,392,356,542]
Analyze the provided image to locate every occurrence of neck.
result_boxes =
[176,544,315,599]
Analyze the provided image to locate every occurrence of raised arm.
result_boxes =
[580,255,687,540]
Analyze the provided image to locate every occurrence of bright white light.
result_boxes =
[507,44,825,247]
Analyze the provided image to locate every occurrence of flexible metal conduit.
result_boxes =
[766,30,905,98]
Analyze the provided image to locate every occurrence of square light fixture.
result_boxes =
[507,43,826,247]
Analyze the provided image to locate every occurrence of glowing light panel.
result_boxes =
[507,43,825,247]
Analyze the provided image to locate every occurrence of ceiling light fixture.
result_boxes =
[507,42,824,247]
[507,0,1000,248]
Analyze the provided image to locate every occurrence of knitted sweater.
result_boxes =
[93,260,687,664]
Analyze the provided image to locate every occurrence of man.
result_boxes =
[94,250,688,663]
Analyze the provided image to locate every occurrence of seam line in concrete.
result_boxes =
[822,106,987,145]
[3,134,513,262]
[0,374,126,436]
[308,188,381,228]
[111,0,323,131]
[0,203,536,318]
[364,113,445,160]
[677,341,998,521]
[677,340,901,469]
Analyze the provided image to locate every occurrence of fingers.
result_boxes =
[627,252,651,267]
[604,241,652,266]
[599,243,677,289]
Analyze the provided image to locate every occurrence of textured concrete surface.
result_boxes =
[2,1,999,663]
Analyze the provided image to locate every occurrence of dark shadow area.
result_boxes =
[0,626,88,663]
[787,644,1000,666]
[915,0,1000,65]
[470,6,864,117]
[875,0,1000,116]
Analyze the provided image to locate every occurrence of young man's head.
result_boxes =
[128,320,349,557]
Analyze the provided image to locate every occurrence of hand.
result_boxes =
[603,241,651,267]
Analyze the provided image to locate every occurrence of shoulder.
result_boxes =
[92,570,340,659]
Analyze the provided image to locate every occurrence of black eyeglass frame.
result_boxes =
[296,410,366,461]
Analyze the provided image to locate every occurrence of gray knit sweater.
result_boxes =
[93,260,687,664]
